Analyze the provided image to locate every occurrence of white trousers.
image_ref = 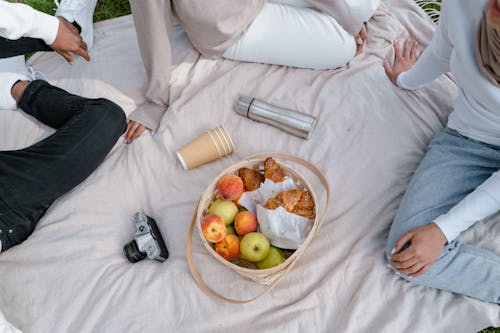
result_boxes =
[223,0,357,70]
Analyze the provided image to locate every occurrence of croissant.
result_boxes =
[264,157,285,183]
[264,189,303,211]
[238,167,264,191]
[263,189,315,219]
[291,191,315,219]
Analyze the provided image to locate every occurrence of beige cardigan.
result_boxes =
[128,0,367,131]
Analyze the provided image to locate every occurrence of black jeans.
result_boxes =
[0,40,126,252]
[0,36,52,58]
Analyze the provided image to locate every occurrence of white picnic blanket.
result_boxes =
[0,1,498,332]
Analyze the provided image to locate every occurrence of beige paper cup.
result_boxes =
[176,125,234,170]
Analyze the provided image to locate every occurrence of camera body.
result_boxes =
[123,212,169,263]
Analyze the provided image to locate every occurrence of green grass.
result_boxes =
[8,0,131,22]
[6,1,500,332]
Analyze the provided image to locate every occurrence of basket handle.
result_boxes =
[186,153,330,304]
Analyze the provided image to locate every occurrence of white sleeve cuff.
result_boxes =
[433,214,460,243]
[396,71,411,90]
[26,11,59,45]
[0,72,29,110]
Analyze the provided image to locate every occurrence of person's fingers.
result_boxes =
[130,126,146,141]
[69,23,79,34]
[383,59,393,74]
[360,26,367,42]
[398,262,425,276]
[392,230,415,255]
[390,257,419,270]
[58,50,74,64]
[356,40,364,54]
[393,40,401,60]
[126,123,139,140]
[410,41,418,61]
[81,40,88,52]
[403,39,412,58]
[125,121,139,140]
[129,125,143,140]
[73,46,90,62]
[391,246,415,262]
[411,264,431,277]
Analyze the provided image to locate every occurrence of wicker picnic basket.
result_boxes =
[187,152,330,303]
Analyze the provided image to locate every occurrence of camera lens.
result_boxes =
[123,240,147,263]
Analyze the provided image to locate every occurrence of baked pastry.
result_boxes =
[238,167,265,191]
[264,189,315,219]
[264,157,285,183]
[264,189,303,212]
[291,191,315,219]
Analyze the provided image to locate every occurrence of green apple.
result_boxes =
[256,246,286,269]
[208,199,239,225]
[240,232,270,262]
[226,224,236,235]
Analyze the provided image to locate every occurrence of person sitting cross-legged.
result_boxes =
[384,0,500,304]
[0,0,126,253]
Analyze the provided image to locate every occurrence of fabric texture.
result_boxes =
[386,127,500,303]
[0,1,498,332]
[476,0,500,87]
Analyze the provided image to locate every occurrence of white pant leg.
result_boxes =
[223,2,356,70]
[269,0,311,7]
[0,56,28,110]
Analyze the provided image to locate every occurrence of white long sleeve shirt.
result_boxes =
[0,0,59,109]
[397,0,500,242]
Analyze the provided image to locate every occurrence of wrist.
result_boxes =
[431,222,447,245]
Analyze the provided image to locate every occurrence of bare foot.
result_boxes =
[11,80,29,103]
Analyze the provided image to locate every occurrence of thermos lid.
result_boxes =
[234,96,253,117]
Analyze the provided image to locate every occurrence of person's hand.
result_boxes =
[11,80,29,103]
[125,120,148,143]
[389,223,447,277]
[383,39,419,86]
[50,17,90,64]
[355,26,367,54]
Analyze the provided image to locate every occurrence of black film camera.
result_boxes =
[123,212,169,263]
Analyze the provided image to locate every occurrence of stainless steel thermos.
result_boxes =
[234,96,316,140]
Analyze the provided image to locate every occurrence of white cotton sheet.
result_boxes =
[0,1,498,332]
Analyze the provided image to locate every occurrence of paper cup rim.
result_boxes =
[176,151,189,170]
[212,127,230,156]
[216,125,235,153]
[207,131,223,158]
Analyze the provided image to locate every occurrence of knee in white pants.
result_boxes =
[223,2,356,70]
